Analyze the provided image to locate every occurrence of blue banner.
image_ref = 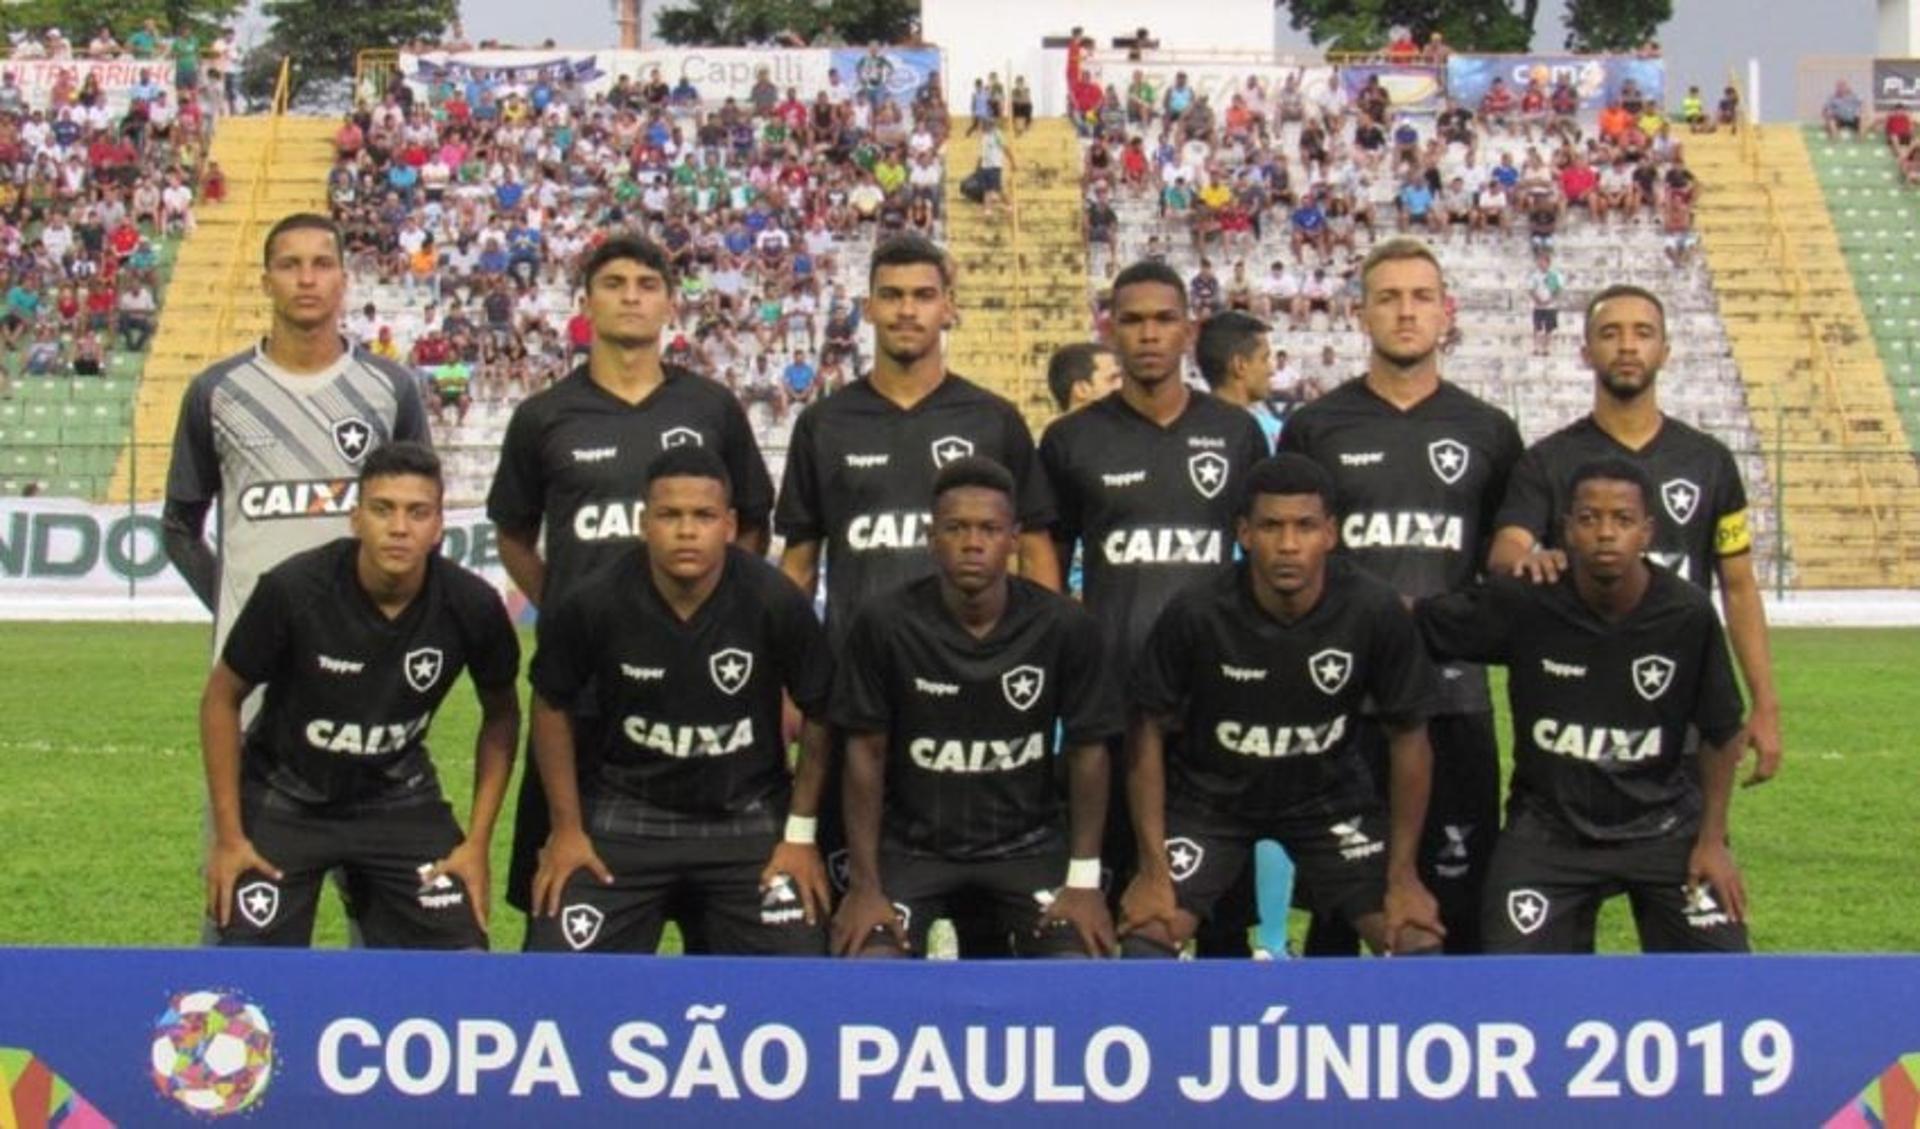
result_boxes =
[2,949,1917,1125]
[830,47,940,109]
[1340,63,1445,114]
[1444,55,1666,113]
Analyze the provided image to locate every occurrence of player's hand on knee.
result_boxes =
[1382,871,1446,954]
[830,884,906,957]
[207,836,281,929]
[1687,838,1747,923]
[1117,871,1178,937]
[1512,547,1567,584]
[762,842,830,926]
[533,828,613,919]
[1741,705,1783,787]
[425,837,491,932]
[1040,887,1117,957]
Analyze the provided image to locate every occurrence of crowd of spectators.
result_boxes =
[0,26,217,392]
[332,57,950,430]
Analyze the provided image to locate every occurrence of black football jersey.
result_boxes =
[529,546,832,838]
[1132,558,1436,829]
[1278,377,1523,713]
[1495,413,1752,594]
[487,364,774,607]
[221,538,521,808]
[831,576,1122,861]
[1040,391,1269,674]
[1417,570,1745,843]
[774,373,1055,650]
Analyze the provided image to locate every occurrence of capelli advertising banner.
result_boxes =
[400,48,940,110]
[0,949,1916,1125]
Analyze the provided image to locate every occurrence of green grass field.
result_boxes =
[0,622,1914,953]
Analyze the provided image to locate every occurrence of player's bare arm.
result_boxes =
[1718,552,1782,785]
[1488,524,1566,583]
[831,730,906,956]
[1689,731,1748,923]
[761,717,833,925]
[199,662,281,928]
[778,539,821,598]
[529,692,612,918]
[495,524,548,610]
[1379,720,1444,953]
[1119,712,1186,946]
[1039,742,1117,956]
[1016,530,1063,592]
[426,681,520,933]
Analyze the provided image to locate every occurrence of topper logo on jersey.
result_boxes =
[1188,452,1229,499]
[1001,665,1045,711]
[235,881,279,929]
[1632,654,1676,701]
[930,435,974,468]
[1307,648,1353,695]
[660,427,704,450]
[561,903,604,951]
[709,648,753,695]
[1165,837,1204,883]
[1221,664,1267,682]
[331,417,373,463]
[236,478,358,521]
[403,648,444,693]
[1661,478,1700,524]
[1507,888,1549,935]
[1427,438,1469,485]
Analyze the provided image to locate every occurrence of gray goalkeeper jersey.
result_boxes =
[166,340,431,655]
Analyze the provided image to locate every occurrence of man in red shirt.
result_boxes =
[1479,78,1516,133]
[1883,105,1914,156]
[1559,154,1599,220]
[333,117,363,159]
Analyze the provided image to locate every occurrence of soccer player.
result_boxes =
[829,457,1121,958]
[1277,236,1523,955]
[166,211,431,945]
[1045,341,1121,414]
[488,234,775,935]
[1418,459,1750,954]
[1194,310,1284,451]
[525,447,833,955]
[1121,454,1444,958]
[200,442,520,948]
[1039,259,1268,936]
[1487,285,1782,786]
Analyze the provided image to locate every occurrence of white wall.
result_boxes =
[1881,0,1919,55]
[923,0,1278,113]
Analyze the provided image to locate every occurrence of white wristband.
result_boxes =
[1064,857,1102,890]
[783,814,818,845]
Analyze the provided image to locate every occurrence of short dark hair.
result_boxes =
[1566,457,1654,514]
[1112,259,1188,308]
[1243,453,1336,517]
[358,441,443,499]
[644,444,733,504]
[1195,311,1270,390]
[869,233,952,290]
[932,455,1016,508]
[1045,342,1112,411]
[579,233,676,292]
[262,212,345,267]
[1583,284,1667,339]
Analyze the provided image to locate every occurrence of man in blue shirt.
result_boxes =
[781,351,818,408]
[1398,177,1435,230]
[1291,192,1329,261]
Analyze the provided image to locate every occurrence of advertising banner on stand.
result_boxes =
[1445,55,1665,112]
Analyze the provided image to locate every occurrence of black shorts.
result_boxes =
[525,831,825,956]
[218,790,485,950]
[1533,308,1559,332]
[1159,805,1387,931]
[871,842,1084,958]
[1482,815,1750,955]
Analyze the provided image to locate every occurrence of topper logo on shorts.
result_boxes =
[1165,837,1205,882]
[1001,664,1045,711]
[331,417,373,463]
[1632,654,1676,701]
[1661,478,1700,524]
[1507,888,1549,935]
[1427,438,1469,485]
[930,435,974,468]
[659,426,703,450]
[403,647,444,693]
[1188,451,1229,499]
[561,904,604,951]
[1307,648,1353,695]
[1683,883,1731,928]
[236,880,280,929]
[709,648,753,695]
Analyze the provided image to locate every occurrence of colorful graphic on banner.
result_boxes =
[1339,63,1444,114]
[0,949,1917,1125]
[829,47,941,108]
[400,51,605,97]
[0,1046,111,1128]
[1825,1052,1920,1129]
[147,991,274,1117]
[1445,55,1665,113]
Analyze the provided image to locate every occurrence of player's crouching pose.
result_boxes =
[201,442,520,948]
[1120,454,1445,958]
[526,447,834,955]
[1418,459,1751,954]
[831,457,1123,959]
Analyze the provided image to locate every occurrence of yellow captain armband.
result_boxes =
[1715,509,1752,555]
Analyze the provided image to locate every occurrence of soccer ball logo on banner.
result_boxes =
[149,989,275,1116]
